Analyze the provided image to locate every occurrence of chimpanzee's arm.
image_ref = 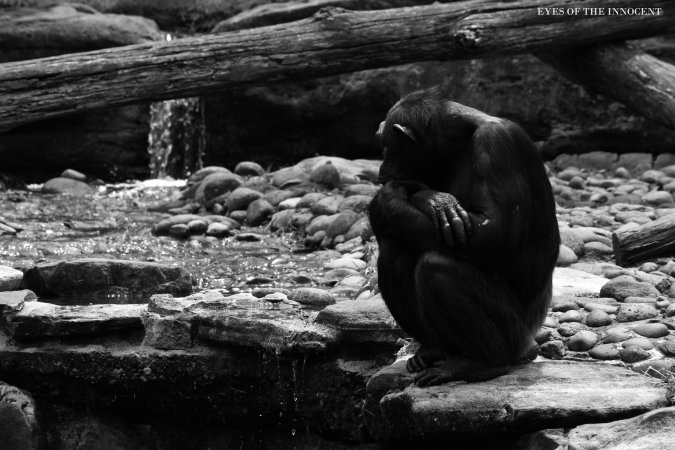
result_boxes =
[368,181,443,254]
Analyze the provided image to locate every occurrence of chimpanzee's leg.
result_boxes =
[408,250,534,385]
[376,239,436,345]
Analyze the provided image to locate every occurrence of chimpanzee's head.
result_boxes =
[376,87,482,184]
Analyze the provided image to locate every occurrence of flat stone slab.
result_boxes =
[20,258,194,297]
[314,295,404,343]
[0,289,36,314]
[524,406,675,449]
[144,292,338,353]
[567,406,675,449]
[0,264,23,291]
[366,360,669,443]
[553,267,607,297]
[6,301,145,338]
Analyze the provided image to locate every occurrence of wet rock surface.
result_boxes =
[366,359,668,443]
[523,406,675,450]
[20,258,194,298]
[0,381,39,450]
[1,156,675,447]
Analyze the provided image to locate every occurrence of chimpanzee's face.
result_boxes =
[376,118,422,183]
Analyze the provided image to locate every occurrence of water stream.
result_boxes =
[0,182,333,304]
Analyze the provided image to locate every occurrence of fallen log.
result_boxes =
[0,0,672,131]
[539,42,675,130]
[612,214,675,266]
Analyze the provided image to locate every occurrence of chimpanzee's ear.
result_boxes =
[393,124,416,143]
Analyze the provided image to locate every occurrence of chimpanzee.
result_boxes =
[368,87,560,386]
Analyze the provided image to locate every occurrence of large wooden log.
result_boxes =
[0,0,672,131]
[539,42,675,130]
[612,214,675,266]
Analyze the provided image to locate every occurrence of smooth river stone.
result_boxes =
[559,310,582,323]
[657,339,675,357]
[619,346,651,364]
[589,344,620,360]
[616,304,659,322]
[585,309,613,327]
[567,330,599,352]
[324,257,367,271]
[551,299,579,312]
[584,303,618,314]
[633,323,669,338]
[622,337,655,350]
[604,330,632,344]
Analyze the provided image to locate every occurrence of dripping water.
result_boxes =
[147,34,206,179]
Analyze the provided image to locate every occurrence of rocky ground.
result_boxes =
[1,153,675,449]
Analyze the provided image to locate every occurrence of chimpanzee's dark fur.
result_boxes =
[368,87,560,386]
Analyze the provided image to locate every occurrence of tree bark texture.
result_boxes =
[539,43,675,130]
[612,214,675,266]
[0,0,672,131]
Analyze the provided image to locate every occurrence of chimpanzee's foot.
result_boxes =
[406,346,447,373]
[414,356,511,387]
[522,339,539,362]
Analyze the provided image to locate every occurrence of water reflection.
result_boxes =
[0,182,331,303]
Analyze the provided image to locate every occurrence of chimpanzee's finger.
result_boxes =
[426,202,445,243]
[441,223,454,248]
[447,206,466,247]
[455,203,473,236]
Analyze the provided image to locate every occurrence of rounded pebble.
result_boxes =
[567,330,598,352]
[552,299,579,312]
[539,341,565,359]
[186,219,208,234]
[535,328,551,345]
[622,337,654,350]
[324,257,367,271]
[559,310,582,323]
[289,287,336,307]
[665,303,675,317]
[206,222,234,238]
[632,323,669,338]
[558,323,586,337]
[603,331,631,344]
[657,338,675,357]
[585,309,612,327]
[168,224,190,239]
[556,245,578,266]
[588,344,620,360]
[616,304,659,322]
[543,316,558,328]
[584,303,618,314]
[619,346,650,363]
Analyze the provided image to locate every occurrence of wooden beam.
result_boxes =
[0,0,672,130]
[539,42,675,130]
[613,214,675,266]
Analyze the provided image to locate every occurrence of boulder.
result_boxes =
[315,295,403,344]
[0,382,39,450]
[42,177,94,195]
[20,258,194,297]
[6,301,145,338]
[366,360,669,443]
[0,265,24,291]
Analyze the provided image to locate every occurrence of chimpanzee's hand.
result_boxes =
[411,190,473,248]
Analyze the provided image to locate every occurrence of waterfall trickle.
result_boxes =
[147,34,205,179]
